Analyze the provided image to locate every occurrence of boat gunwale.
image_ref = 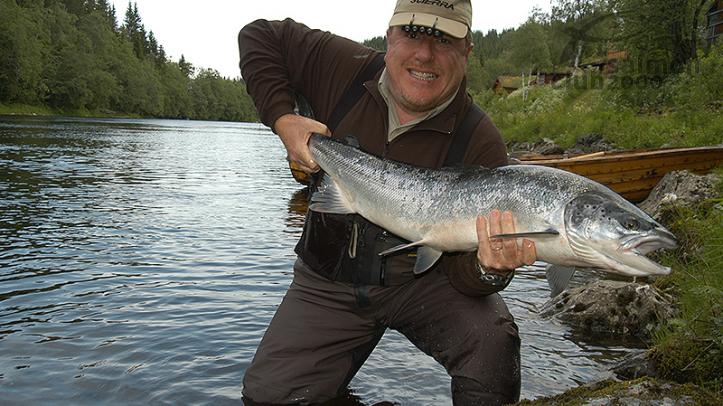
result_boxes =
[516,145,723,166]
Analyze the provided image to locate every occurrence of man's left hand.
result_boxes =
[476,210,536,276]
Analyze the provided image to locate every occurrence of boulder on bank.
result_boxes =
[508,133,617,157]
[612,350,661,381]
[508,138,564,156]
[539,280,676,339]
[566,133,617,155]
[639,170,718,221]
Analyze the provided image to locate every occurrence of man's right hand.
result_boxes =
[274,114,331,174]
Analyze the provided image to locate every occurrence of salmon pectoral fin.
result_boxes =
[308,174,355,214]
[545,264,576,297]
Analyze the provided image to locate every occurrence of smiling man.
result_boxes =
[238,1,536,404]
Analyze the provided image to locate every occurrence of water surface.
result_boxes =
[0,116,642,405]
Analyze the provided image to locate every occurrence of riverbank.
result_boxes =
[0,103,141,119]
[517,377,721,405]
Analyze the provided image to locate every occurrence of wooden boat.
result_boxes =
[289,145,723,203]
[515,145,723,202]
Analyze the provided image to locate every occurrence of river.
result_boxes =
[0,116,642,405]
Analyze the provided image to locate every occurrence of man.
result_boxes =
[238,1,536,404]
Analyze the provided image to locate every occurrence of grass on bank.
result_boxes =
[473,80,723,150]
[650,171,723,392]
[473,43,723,150]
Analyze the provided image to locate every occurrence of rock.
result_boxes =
[539,281,676,338]
[565,133,617,155]
[639,170,718,221]
[533,138,565,155]
[507,139,566,156]
[612,350,661,380]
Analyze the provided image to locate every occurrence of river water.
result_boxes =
[0,116,642,405]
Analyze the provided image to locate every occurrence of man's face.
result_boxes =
[384,26,471,116]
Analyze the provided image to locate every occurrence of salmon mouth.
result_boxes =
[611,227,678,276]
[620,227,678,255]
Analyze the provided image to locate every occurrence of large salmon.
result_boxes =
[307,134,677,278]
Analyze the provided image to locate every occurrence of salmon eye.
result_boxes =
[624,218,639,231]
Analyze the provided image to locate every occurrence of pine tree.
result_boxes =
[178,55,194,78]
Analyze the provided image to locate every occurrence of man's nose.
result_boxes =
[413,37,435,61]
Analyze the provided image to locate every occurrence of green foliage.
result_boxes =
[615,0,713,76]
[669,42,723,116]
[650,173,723,390]
[0,0,256,122]
[506,19,553,75]
[361,36,386,52]
[0,0,49,104]
[472,42,722,150]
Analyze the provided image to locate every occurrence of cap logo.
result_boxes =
[410,0,455,10]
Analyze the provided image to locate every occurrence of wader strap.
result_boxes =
[443,104,485,166]
[327,53,386,132]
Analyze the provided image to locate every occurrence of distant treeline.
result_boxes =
[0,0,258,121]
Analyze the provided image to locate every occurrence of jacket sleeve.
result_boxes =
[237,18,377,131]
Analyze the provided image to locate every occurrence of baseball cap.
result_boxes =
[388,0,472,39]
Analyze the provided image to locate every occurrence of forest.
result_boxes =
[0,0,258,121]
[0,0,721,146]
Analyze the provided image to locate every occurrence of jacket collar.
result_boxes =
[364,74,470,137]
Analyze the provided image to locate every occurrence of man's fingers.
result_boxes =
[275,114,331,174]
[478,210,540,272]
[476,215,492,260]
[488,210,503,251]
[500,211,517,255]
[521,238,536,266]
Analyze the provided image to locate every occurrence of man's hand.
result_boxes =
[476,210,536,276]
[274,114,331,174]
